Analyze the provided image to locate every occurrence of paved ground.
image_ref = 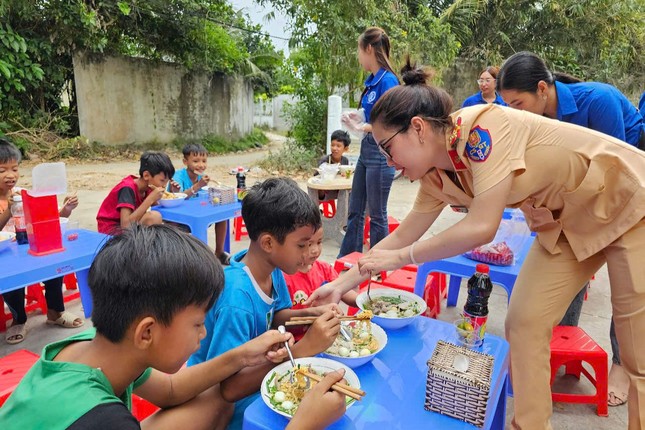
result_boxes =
[1,134,627,428]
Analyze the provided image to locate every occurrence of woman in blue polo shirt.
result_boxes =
[497,50,645,407]
[461,66,507,108]
[338,27,399,257]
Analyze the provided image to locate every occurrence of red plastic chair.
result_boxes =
[550,326,608,417]
[233,217,248,241]
[363,215,400,246]
[0,349,40,406]
[320,200,336,218]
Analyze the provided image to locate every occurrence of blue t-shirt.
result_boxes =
[361,68,399,123]
[172,168,201,192]
[188,250,292,430]
[554,81,645,146]
[461,92,507,108]
[639,91,645,120]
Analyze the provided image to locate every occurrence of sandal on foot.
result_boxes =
[608,390,628,407]
[217,251,231,265]
[6,323,27,344]
[46,311,84,328]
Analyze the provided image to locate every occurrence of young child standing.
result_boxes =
[96,151,177,234]
[0,224,346,430]
[189,178,342,429]
[173,143,230,264]
[0,137,84,345]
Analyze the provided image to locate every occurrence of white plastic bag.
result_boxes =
[341,108,366,138]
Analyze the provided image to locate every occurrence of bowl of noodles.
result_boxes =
[321,321,387,368]
[356,288,427,330]
[158,191,186,208]
[261,357,360,419]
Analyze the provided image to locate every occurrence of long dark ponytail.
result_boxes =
[497,51,581,93]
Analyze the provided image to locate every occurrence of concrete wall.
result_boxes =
[73,53,253,145]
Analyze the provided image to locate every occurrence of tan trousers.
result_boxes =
[506,219,645,430]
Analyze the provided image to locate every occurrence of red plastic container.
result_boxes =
[21,190,65,256]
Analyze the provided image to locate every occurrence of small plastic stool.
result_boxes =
[0,349,39,406]
[363,215,400,246]
[132,394,161,421]
[550,326,608,417]
[320,200,336,218]
[233,216,248,241]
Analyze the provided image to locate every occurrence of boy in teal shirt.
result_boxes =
[0,225,347,429]
[189,178,342,429]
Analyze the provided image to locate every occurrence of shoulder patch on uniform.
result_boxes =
[465,126,492,162]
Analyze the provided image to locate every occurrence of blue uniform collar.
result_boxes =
[364,68,388,88]
[554,81,579,119]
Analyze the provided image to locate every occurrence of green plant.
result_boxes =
[258,139,318,174]
[173,128,269,155]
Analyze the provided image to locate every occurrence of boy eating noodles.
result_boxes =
[172,143,230,264]
[0,224,347,429]
[189,178,342,429]
[96,151,178,234]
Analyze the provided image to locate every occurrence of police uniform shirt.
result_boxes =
[554,81,645,146]
[412,104,645,262]
[361,68,399,123]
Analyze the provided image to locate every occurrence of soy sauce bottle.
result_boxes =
[463,264,493,342]
[235,166,247,200]
[11,195,29,245]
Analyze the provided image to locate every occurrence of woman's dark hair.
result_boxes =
[370,57,453,133]
[89,224,222,343]
[480,66,500,79]
[242,177,321,243]
[359,27,397,78]
[497,51,582,93]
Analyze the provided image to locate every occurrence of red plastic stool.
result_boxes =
[233,217,248,241]
[363,215,400,246]
[320,200,336,218]
[131,394,161,421]
[550,326,608,417]
[0,349,40,406]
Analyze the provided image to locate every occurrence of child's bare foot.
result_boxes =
[608,362,629,406]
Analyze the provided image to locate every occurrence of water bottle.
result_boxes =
[463,263,493,343]
[11,195,29,245]
[235,166,247,200]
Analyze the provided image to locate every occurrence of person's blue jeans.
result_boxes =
[338,133,395,257]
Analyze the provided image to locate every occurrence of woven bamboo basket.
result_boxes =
[425,340,494,427]
[208,185,236,205]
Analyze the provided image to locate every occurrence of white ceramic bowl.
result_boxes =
[261,357,360,419]
[321,322,388,368]
[356,288,427,330]
[158,193,187,208]
[0,231,16,253]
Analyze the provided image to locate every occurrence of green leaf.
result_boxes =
[0,62,11,79]
[117,2,131,16]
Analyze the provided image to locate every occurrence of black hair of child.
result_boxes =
[242,177,321,243]
[138,151,176,179]
[89,224,222,343]
[182,143,209,158]
[331,130,351,147]
[0,137,22,164]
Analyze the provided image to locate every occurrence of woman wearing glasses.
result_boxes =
[497,51,645,407]
[337,27,399,258]
[307,59,645,429]
[461,66,507,108]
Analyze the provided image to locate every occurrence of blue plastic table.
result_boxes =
[414,234,535,307]
[243,317,509,430]
[152,199,242,251]
[0,230,109,318]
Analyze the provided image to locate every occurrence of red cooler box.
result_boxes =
[21,190,64,256]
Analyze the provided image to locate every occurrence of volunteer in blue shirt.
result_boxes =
[497,50,645,407]
[461,66,507,108]
[639,90,645,120]
[338,27,399,257]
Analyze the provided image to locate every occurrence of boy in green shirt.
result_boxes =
[0,224,346,429]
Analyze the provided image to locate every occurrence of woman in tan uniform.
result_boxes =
[306,61,645,429]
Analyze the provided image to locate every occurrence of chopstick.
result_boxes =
[285,314,372,326]
[297,370,365,401]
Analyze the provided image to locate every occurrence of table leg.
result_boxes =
[446,275,463,307]
[490,373,508,430]
[224,219,231,253]
[191,221,209,244]
[76,269,92,318]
